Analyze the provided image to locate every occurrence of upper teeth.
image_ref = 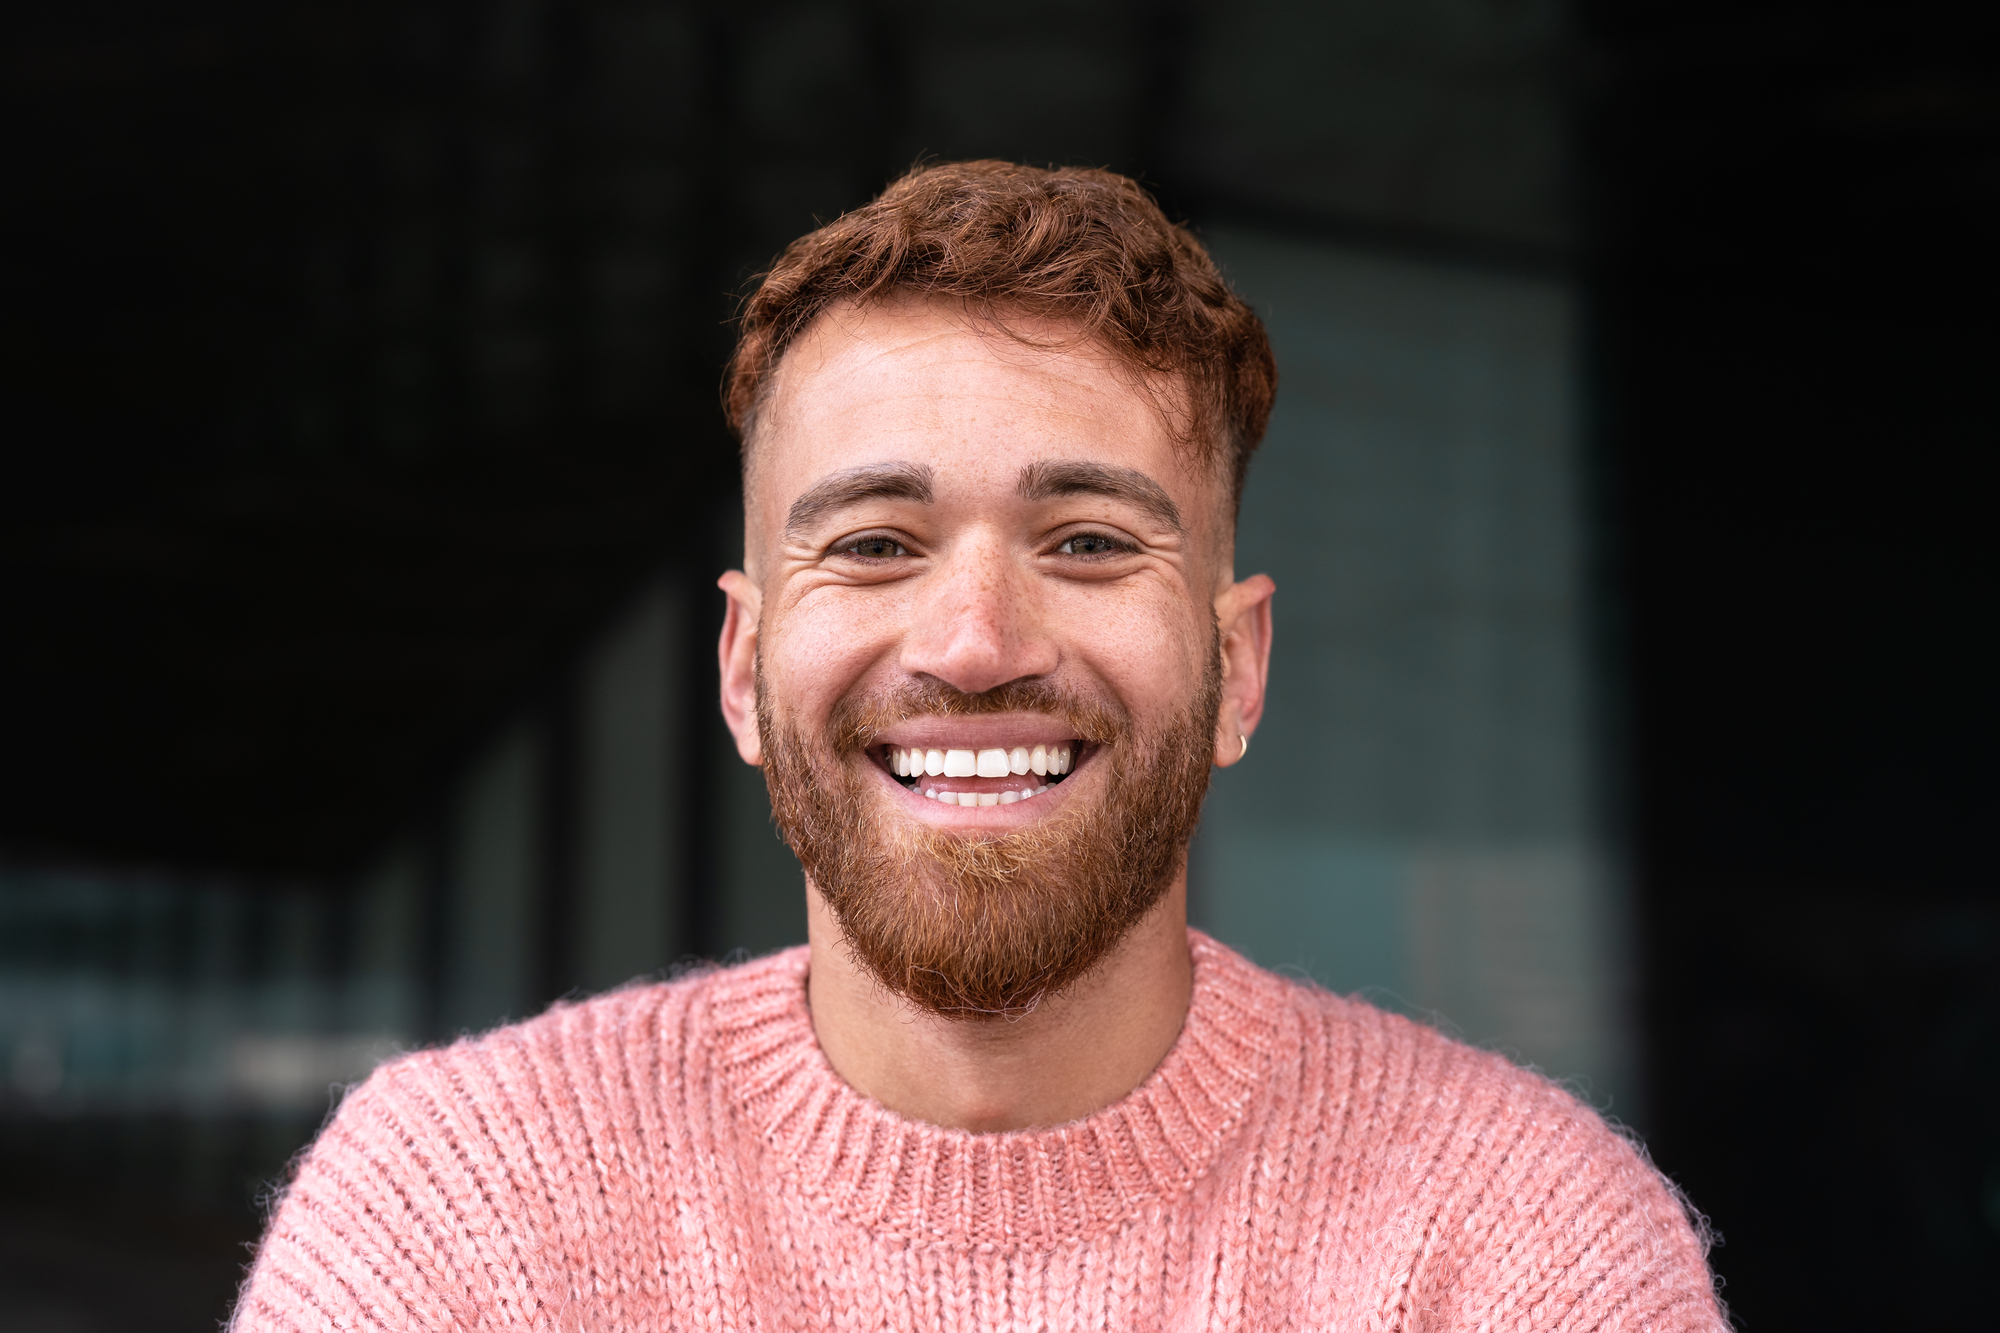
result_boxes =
[890,745,1072,778]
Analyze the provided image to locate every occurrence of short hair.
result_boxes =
[725,160,1277,510]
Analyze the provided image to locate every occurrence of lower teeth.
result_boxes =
[922,786,1050,806]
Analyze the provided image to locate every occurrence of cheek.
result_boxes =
[1051,585,1209,706]
[764,592,905,712]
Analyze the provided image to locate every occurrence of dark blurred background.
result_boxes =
[1,2,1993,1329]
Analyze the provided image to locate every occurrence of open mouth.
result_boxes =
[877,742,1082,807]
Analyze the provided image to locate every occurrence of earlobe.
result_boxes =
[1211,573,1275,768]
[716,570,765,766]
[1211,710,1246,769]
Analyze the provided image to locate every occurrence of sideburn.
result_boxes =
[757,650,1222,1019]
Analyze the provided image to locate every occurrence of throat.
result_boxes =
[803,878,1196,1133]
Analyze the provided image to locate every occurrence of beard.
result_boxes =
[757,644,1221,1019]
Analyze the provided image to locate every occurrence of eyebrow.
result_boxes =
[1016,459,1184,533]
[784,462,936,537]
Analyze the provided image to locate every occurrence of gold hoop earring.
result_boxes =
[1237,733,1249,761]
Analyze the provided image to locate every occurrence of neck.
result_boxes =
[803,879,1194,1133]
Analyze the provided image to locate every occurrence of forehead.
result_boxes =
[748,299,1210,521]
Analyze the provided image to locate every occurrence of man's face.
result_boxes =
[719,297,1271,1014]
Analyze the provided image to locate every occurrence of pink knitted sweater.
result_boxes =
[233,932,1723,1331]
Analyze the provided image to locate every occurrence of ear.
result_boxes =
[717,570,764,765]
[1211,573,1276,767]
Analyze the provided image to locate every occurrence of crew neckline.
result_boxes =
[698,931,1290,1246]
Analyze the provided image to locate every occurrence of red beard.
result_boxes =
[758,651,1220,1018]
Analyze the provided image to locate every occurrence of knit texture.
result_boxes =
[232,932,1724,1332]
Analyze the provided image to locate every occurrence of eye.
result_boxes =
[833,534,909,560]
[1058,532,1130,557]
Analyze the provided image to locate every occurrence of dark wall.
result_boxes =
[2,0,746,878]
[1590,2,1999,1324]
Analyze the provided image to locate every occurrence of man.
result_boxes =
[233,162,1725,1331]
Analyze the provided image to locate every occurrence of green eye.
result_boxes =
[843,536,905,559]
[1061,534,1124,556]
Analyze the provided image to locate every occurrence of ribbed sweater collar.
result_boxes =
[696,931,1289,1247]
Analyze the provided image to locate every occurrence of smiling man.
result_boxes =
[232,163,1726,1332]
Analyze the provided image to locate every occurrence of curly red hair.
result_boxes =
[725,161,1276,508]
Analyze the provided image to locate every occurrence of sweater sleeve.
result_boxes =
[228,1046,557,1333]
[1410,1060,1728,1333]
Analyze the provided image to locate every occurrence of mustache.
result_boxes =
[824,676,1129,756]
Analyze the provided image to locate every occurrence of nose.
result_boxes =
[898,530,1058,695]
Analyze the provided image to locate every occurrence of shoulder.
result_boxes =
[334,945,810,1153]
[1195,930,1654,1188]
[231,949,809,1331]
[1193,933,1725,1330]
